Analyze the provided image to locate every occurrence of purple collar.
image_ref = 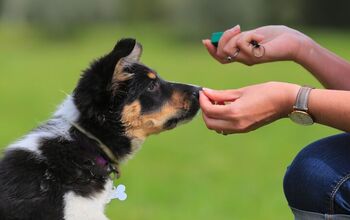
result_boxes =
[95,156,109,167]
[95,156,119,178]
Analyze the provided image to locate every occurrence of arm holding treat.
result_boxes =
[200,26,350,134]
[200,84,350,134]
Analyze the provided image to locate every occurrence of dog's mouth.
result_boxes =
[163,99,200,130]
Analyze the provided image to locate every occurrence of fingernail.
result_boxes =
[230,25,241,32]
[203,88,213,93]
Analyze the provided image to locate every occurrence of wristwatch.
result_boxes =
[289,86,314,126]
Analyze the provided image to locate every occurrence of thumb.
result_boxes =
[202,39,217,57]
[203,88,241,102]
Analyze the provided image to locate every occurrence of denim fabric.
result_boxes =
[291,207,350,220]
[284,133,350,219]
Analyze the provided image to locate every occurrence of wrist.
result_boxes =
[293,35,317,65]
[280,83,301,117]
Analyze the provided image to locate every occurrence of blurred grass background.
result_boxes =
[0,0,349,219]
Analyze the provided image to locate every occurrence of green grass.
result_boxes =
[0,24,347,220]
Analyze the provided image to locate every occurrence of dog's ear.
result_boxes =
[74,38,143,118]
[112,38,143,62]
[112,39,143,84]
[112,39,142,91]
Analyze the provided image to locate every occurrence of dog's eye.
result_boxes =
[147,82,159,92]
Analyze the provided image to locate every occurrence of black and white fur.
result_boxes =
[0,39,200,220]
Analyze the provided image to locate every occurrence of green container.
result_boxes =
[211,32,224,47]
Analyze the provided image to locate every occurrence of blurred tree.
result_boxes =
[0,0,349,38]
[264,0,302,25]
[1,0,119,37]
[300,0,350,28]
[162,0,267,39]
[117,0,166,23]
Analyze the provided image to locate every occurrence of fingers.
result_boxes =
[221,34,244,61]
[216,25,241,60]
[202,25,241,64]
[236,32,264,55]
[202,88,241,102]
[221,31,265,65]
[199,91,233,120]
[202,113,235,134]
[202,39,222,63]
[202,39,216,56]
[203,25,267,65]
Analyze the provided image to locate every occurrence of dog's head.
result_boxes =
[74,39,200,156]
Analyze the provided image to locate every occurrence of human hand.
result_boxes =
[199,82,300,134]
[203,25,311,66]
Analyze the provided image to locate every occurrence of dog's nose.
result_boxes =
[191,87,201,100]
[191,91,198,99]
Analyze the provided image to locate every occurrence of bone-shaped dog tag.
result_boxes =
[110,184,127,201]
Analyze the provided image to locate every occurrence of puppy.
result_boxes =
[0,39,200,220]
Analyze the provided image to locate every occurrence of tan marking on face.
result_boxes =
[171,91,191,111]
[121,91,190,140]
[147,72,156,79]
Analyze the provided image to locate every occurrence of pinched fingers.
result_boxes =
[199,91,234,120]
[202,109,256,135]
[202,110,252,135]
[202,88,241,103]
[202,113,235,134]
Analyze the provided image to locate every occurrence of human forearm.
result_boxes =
[307,89,350,132]
[199,82,350,134]
[296,39,350,90]
[203,25,350,89]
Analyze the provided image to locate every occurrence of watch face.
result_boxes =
[289,110,314,126]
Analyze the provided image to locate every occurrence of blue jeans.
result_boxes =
[284,133,350,220]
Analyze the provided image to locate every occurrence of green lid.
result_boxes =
[211,32,224,47]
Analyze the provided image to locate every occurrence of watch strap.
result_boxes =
[294,86,314,111]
